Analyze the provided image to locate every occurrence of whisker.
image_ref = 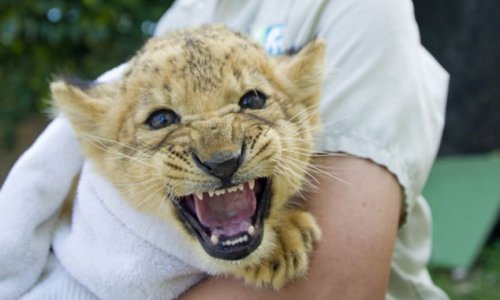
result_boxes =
[283,102,322,123]
[113,175,162,190]
[83,137,157,170]
[272,162,301,189]
[280,154,352,186]
[132,181,165,210]
[271,157,319,191]
[121,178,159,198]
[81,133,152,158]
[273,156,316,181]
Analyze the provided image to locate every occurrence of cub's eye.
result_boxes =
[239,90,267,109]
[145,109,180,130]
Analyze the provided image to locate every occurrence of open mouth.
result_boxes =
[174,178,271,260]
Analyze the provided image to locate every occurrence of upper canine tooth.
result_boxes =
[249,180,255,190]
[208,191,215,197]
[237,184,244,191]
[195,192,203,200]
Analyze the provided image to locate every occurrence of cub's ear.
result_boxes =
[281,39,326,107]
[51,79,115,134]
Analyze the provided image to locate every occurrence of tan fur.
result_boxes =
[51,24,325,289]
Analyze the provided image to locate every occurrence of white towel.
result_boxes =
[0,122,205,299]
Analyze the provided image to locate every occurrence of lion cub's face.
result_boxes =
[52,25,325,262]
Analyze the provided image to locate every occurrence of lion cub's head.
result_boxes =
[52,25,325,262]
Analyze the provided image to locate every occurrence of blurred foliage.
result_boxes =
[0,0,174,148]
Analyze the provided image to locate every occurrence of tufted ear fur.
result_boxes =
[281,40,326,107]
[51,79,116,135]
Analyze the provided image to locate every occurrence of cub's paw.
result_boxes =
[235,210,321,289]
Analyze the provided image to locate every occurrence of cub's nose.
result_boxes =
[193,151,242,185]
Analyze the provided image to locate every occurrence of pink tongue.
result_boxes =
[194,183,256,237]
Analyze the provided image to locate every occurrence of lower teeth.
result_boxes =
[221,235,249,246]
[209,225,255,247]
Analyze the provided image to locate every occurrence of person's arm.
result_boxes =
[179,155,402,299]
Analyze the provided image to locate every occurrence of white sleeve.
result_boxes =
[315,0,449,215]
[0,64,127,299]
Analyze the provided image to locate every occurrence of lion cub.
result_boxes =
[52,24,325,289]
